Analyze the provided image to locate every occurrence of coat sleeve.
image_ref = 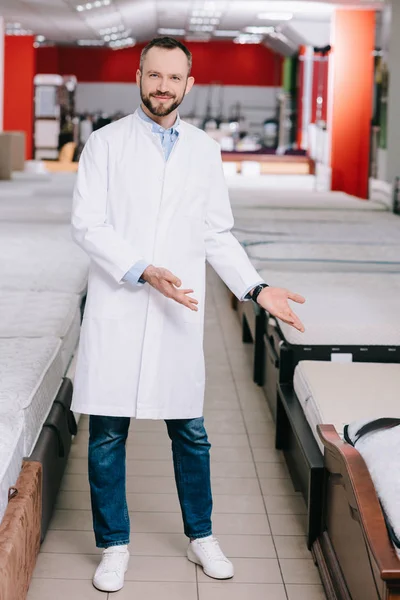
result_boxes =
[71,132,146,284]
[204,142,264,300]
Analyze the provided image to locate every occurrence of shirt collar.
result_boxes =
[138,104,180,134]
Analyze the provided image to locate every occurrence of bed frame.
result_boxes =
[315,425,400,600]
[276,381,400,599]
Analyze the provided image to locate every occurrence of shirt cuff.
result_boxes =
[123,259,151,287]
[240,280,265,302]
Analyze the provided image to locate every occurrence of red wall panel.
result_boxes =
[4,35,36,159]
[36,42,282,87]
[330,10,375,199]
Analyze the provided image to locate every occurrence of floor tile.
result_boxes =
[112,582,197,599]
[197,558,282,584]
[27,578,104,599]
[213,495,265,514]
[217,534,276,558]
[198,583,287,600]
[255,462,290,479]
[280,559,322,585]
[259,478,300,497]
[269,514,308,537]
[213,514,270,535]
[127,557,196,581]
[265,495,307,515]
[274,536,311,559]
[286,584,327,599]
[211,462,257,478]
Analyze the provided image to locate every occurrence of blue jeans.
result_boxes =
[88,416,213,548]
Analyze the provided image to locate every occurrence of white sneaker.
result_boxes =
[92,544,130,592]
[187,535,234,579]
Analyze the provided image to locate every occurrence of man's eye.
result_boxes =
[172,77,180,81]
[150,74,158,78]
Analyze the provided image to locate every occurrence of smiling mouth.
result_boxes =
[153,95,173,100]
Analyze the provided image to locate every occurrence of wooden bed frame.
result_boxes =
[315,425,400,600]
[276,381,400,599]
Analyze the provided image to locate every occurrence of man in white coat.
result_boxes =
[71,37,305,593]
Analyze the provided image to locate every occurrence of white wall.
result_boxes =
[75,83,281,132]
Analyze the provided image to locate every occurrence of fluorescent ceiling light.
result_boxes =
[245,26,275,34]
[158,28,186,35]
[77,39,105,45]
[234,34,263,45]
[258,12,293,21]
[214,30,241,37]
[258,2,333,15]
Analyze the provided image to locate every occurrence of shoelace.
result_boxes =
[197,537,229,562]
[99,549,127,574]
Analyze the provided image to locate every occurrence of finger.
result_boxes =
[287,291,306,304]
[289,311,305,332]
[163,270,182,287]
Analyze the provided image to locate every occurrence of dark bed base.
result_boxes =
[314,426,400,600]
[28,377,76,542]
[276,383,324,548]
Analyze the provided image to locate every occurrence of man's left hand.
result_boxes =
[256,287,306,333]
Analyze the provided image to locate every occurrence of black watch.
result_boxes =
[249,283,269,305]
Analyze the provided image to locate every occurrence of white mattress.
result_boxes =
[0,224,89,296]
[0,291,81,372]
[226,181,387,211]
[0,195,72,223]
[293,361,400,453]
[245,242,400,273]
[0,337,64,456]
[233,207,397,223]
[233,218,400,246]
[0,413,25,524]
[275,283,400,346]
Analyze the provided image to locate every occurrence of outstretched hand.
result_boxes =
[256,287,306,332]
[142,265,199,312]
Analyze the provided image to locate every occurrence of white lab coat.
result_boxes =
[71,109,262,419]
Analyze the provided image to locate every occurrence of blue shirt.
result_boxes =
[123,106,180,287]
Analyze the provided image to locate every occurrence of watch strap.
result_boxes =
[251,283,269,305]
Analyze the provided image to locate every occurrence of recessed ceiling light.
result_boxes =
[158,28,186,36]
[85,3,93,9]
[36,34,46,42]
[245,26,275,34]
[213,30,241,37]
[76,5,84,11]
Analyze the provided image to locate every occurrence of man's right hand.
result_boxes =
[142,265,199,312]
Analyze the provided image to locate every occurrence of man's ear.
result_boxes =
[185,76,195,96]
[136,69,142,87]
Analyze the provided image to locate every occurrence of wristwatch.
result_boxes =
[247,283,269,305]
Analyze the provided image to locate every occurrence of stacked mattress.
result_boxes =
[0,172,86,527]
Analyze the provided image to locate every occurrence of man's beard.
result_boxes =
[140,83,184,117]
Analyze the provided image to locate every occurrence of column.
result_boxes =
[0,18,4,131]
[3,35,35,159]
[387,3,400,184]
[329,10,375,198]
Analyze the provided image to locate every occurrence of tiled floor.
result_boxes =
[28,270,326,599]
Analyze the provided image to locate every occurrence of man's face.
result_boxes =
[137,47,194,117]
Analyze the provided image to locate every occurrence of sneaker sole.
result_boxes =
[186,547,234,580]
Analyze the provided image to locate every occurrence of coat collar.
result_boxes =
[135,105,181,134]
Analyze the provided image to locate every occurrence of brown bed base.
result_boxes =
[0,461,42,600]
[315,425,400,600]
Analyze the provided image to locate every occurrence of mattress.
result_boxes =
[0,413,25,524]
[244,242,400,273]
[293,361,400,453]
[0,291,81,372]
[0,337,64,456]
[0,195,72,223]
[0,225,89,296]
[233,206,397,224]
[233,218,400,246]
[275,283,400,346]
[226,183,388,211]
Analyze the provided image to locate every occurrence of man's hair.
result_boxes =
[140,37,192,75]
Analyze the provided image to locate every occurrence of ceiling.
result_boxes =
[0,0,385,53]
